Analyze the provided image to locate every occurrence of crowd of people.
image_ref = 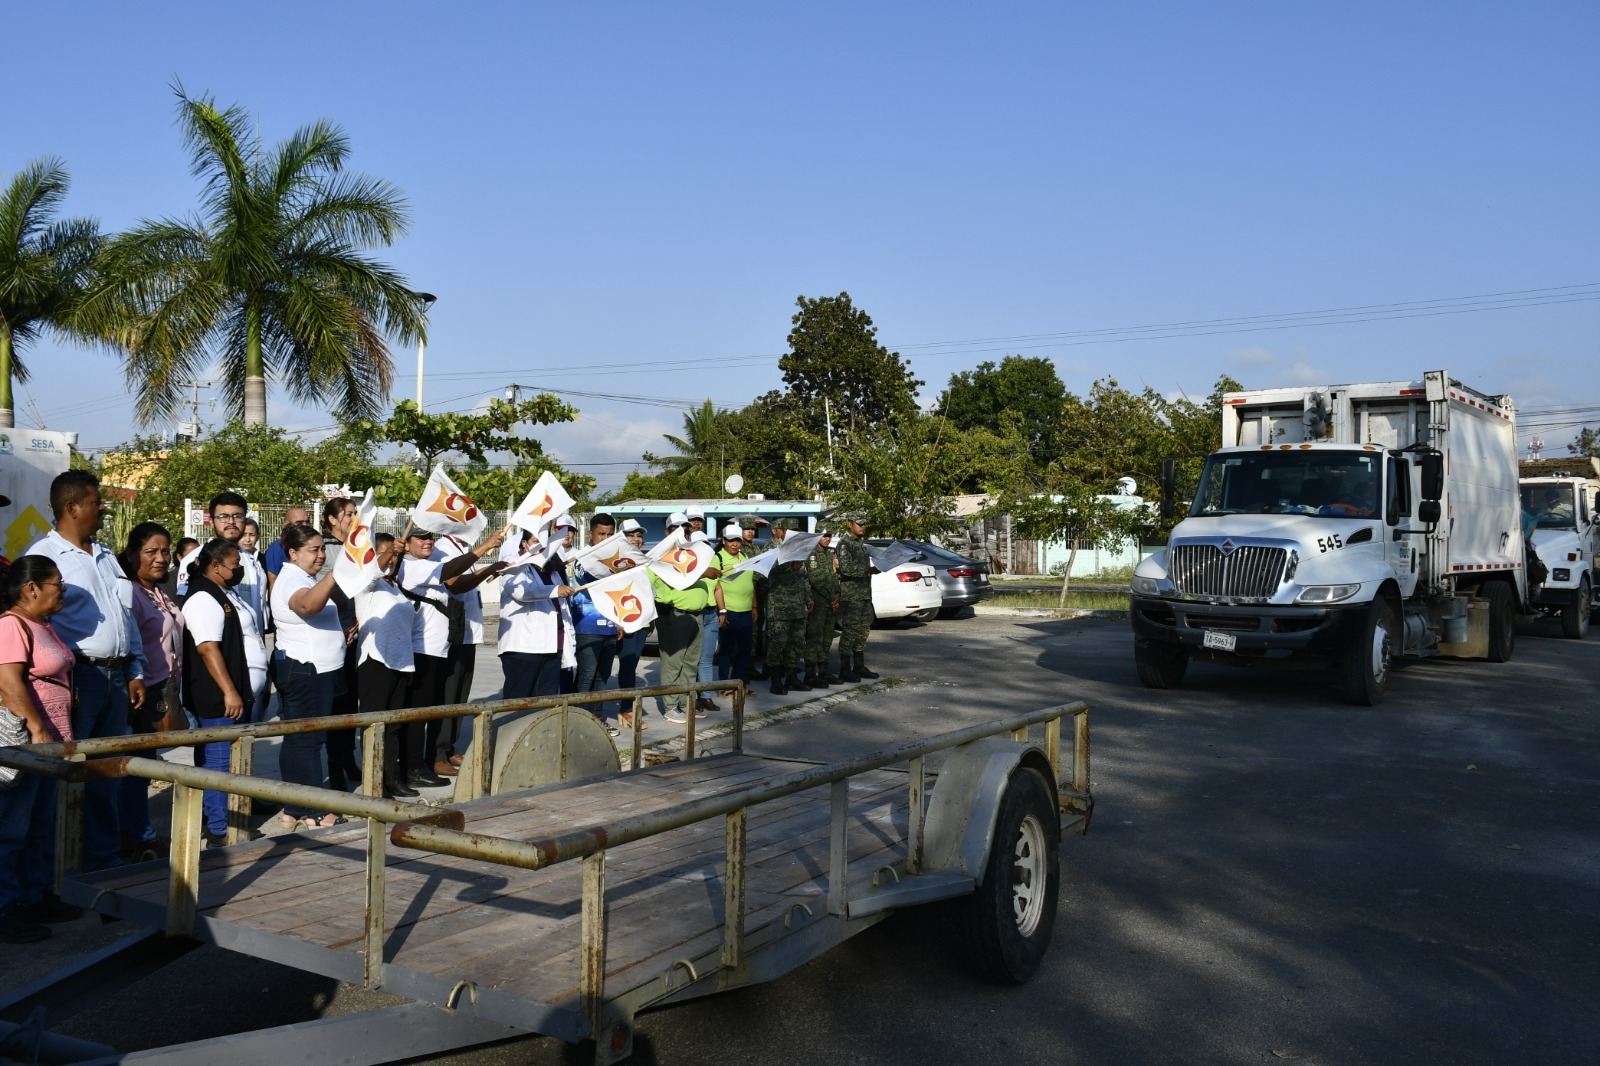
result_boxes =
[0,471,881,945]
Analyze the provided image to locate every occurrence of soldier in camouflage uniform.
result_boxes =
[833,513,879,681]
[763,518,813,695]
[804,527,841,686]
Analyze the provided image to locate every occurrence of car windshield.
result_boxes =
[1521,484,1576,529]
[1191,451,1382,518]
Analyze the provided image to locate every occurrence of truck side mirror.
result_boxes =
[1419,451,1444,502]
[1160,458,1176,520]
[1418,500,1441,525]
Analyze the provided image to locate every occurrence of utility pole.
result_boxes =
[176,381,209,442]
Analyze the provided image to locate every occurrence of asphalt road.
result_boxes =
[6,613,1598,1064]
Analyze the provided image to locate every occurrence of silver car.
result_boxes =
[868,539,994,617]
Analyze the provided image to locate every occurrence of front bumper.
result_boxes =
[1531,583,1584,609]
[1130,594,1372,661]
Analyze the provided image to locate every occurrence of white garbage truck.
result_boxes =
[0,429,75,560]
[1130,371,1526,705]
[1517,456,1600,639]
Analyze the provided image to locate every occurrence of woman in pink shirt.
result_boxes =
[119,523,187,860]
[0,556,82,943]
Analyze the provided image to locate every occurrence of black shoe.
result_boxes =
[855,654,881,680]
[769,677,788,695]
[808,664,831,689]
[0,904,49,943]
[787,673,813,691]
[24,893,83,924]
[386,777,420,798]
[408,770,449,788]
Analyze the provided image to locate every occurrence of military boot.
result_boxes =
[855,653,881,680]
[840,655,860,682]
[788,671,812,692]
[770,673,788,695]
[809,662,831,689]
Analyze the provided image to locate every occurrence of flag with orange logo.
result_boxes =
[509,471,575,542]
[411,466,488,542]
[585,566,657,634]
[333,489,383,597]
[569,532,648,581]
[645,530,715,590]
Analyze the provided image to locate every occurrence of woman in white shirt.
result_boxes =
[180,539,269,846]
[268,522,346,829]
[354,533,420,799]
[499,529,576,699]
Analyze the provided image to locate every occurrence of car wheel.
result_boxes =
[957,767,1060,984]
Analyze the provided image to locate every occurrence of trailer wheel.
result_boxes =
[1485,581,1516,662]
[1134,640,1188,689]
[1561,577,1590,640]
[1339,598,1394,706]
[958,767,1060,985]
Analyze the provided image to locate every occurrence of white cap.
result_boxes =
[690,530,710,544]
[721,522,742,539]
[668,511,689,526]
[553,513,577,530]
[686,506,704,519]
[620,518,643,534]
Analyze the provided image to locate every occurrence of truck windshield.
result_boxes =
[1520,484,1576,530]
[1191,452,1382,518]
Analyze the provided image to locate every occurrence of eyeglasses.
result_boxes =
[34,580,65,590]
[213,512,247,521]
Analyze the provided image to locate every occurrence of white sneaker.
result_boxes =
[662,709,688,724]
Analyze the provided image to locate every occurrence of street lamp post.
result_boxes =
[413,291,437,408]
[505,383,522,516]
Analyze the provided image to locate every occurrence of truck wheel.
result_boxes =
[1339,599,1394,706]
[1561,577,1590,639]
[1134,640,1188,689]
[957,766,1060,985]
[1485,581,1516,662]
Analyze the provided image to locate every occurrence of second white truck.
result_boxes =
[1518,456,1600,638]
[1130,371,1527,705]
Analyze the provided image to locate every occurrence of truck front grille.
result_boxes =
[1170,544,1287,601]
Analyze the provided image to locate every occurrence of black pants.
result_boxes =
[432,641,476,762]
[408,653,447,775]
[325,642,362,788]
[358,658,411,784]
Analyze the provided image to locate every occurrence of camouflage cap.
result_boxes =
[737,514,769,531]
[772,517,803,531]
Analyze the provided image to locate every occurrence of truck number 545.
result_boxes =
[1317,534,1343,553]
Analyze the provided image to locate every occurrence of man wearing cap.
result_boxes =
[736,515,772,679]
[615,519,651,728]
[805,527,841,686]
[648,538,712,724]
[763,519,813,695]
[834,512,880,682]
[685,506,707,539]
[712,522,757,697]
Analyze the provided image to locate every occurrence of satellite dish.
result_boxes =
[724,474,745,495]
[1116,477,1137,496]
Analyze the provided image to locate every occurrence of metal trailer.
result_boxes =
[0,683,1092,1065]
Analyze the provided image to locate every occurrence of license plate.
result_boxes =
[1202,630,1237,652]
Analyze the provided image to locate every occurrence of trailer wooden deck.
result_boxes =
[66,753,919,1036]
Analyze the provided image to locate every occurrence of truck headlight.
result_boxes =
[1131,575,1174,597]
[1553,568,1571,582]
[1295,583,1361,604]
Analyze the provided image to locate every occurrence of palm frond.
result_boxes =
[286,172,410,248]
[0,158,70,256]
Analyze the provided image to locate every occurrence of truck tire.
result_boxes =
[1134,640,1188,689]
[1339,598,1395,706]
[1561,577,1590,640]
[1485,581,1516,662]
[957,766,1060,985]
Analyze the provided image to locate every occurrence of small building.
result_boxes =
[602,498,824,544]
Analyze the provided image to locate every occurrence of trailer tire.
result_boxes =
[1485,581,1516,662]
[1134,640,1188,689]
[1339,598,1394,706]
[1561,577,1590,640]
[958,766,1060,985]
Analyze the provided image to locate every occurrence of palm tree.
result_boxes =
[645,399,729,482]
[93,86,427,426]
[0,158,102,429]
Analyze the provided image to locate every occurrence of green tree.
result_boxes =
[644,399,733,490]
[1567,428,1600,458]
[825,413,959,540]
[992,480,1142,603]
[94,86,428,427]
[0,158,102,429]
[780,292,922,439]
[720,390,826,499]
[938,355,1067,466]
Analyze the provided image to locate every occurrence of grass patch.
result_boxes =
[989,589,1129,610]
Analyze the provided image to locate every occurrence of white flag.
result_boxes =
[646,526,686,561]
[775,531,823,564]
[570,532,648,580]
[648,539,716,590]
[411,466,488,542]
[333,489,382,597]
[510,471,575,541]
[721,549,780,579]
[868,541,920,571]
[586,566,657,634]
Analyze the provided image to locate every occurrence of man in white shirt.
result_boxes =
[24,471,146,872]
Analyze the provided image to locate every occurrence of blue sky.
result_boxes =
[8,1,1598,490]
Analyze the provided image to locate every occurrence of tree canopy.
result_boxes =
[938,355,1067,466]
[780,292,922,439]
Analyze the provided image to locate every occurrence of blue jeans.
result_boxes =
[278,658,337,818]
[193,714,235,836]
[576,633,619,719]
[698,609,721,682]
[618,630,647,690]
[717,610,753,683]
[502,652,562,700]
[0,773,56,910]
[74,662,131,872]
